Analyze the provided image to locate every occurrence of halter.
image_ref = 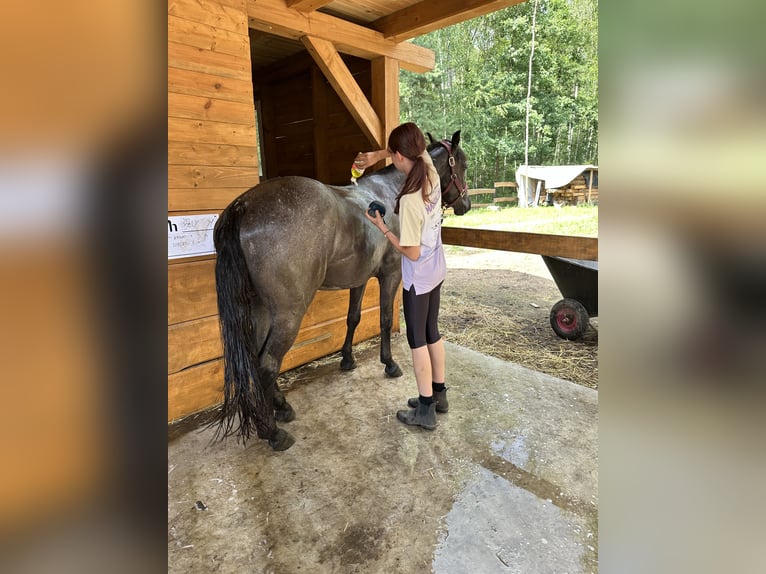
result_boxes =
[436,140,468,209]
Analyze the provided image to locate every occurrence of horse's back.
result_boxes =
[227,177,360,292]
[238,176,339,214]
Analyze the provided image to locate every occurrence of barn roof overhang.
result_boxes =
[248,0,527,146]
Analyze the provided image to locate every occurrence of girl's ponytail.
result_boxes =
[391,123,434,214]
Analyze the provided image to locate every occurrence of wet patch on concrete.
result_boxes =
[433,466,591,574]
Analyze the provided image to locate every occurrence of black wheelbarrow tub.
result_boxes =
[542,256,598,340]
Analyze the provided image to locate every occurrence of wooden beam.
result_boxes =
[246,0,435,73]
[286,0,333,12]
[372,0,527,42]
[371,57,399,151]
[441,228,598,261]
[301,35,383,146]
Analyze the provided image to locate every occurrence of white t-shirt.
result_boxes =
[399,153,446,293]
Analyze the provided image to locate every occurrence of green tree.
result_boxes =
[401,0,598,188]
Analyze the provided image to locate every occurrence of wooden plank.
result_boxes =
[286,0,333,11]
[494,181,517,188]
[167,253,217,266]
[168,259,218,325]
[168,187,246,212]
[493,196,518,204]
[168,41,251,81]
[302,35,382,146]
[468,188,494,208]
[168,0,248,36]
[168,141,258,167]
[169,117,257,146]
[441,228,598,260]
[213,0,247,10]
[246,0,435,73]
[168,14,250,58]
[169,315,221,374]
[372,0,525,42]
[168,359,224,422]
[168,165,260,189]
[168,66,253,104]
[168,92,255,125]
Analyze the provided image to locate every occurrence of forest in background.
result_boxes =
[400,0,598,189]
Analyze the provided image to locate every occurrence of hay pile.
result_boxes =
[438,300,598,390]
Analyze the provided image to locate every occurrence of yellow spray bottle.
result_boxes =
[350,160,365,185]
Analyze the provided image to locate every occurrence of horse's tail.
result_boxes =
[211,197,269,443]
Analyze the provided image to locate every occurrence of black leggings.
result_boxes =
[402,282,443,349]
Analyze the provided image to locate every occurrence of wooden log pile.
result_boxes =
[546,173,598,206]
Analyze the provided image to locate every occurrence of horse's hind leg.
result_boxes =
[340,284,366,371]
[273,386,294,422]
[256,361,295,451]
[257,315,303,451]
[378,273,403,377]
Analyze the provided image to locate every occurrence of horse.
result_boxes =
[212,130,470,451]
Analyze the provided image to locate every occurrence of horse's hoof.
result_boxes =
[275,403,295,422]
[385,363,403,377]
[268,429,295,451]
[340,357,357,371]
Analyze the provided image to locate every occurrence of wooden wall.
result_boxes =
[168,1,396,422]
[168,259,386,422]
[168,0,259,213]
[256,51,372,184]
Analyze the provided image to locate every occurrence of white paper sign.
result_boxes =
[168,214,219,259]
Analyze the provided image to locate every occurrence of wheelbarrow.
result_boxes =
[541,255,598,340]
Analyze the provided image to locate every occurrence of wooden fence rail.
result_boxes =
[466,182,519,208]
[441,227,598,261]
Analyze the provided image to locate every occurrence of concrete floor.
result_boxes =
[168,335,598,573]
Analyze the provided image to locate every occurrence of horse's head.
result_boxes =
[428,130,471,216]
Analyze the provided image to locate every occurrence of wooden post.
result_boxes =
[587,168,594,203]
[371,56,399,154]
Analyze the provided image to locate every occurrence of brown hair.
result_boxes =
[389,122,435,214]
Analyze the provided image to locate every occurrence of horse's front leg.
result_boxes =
[378,273,403,377]
[340,284,366,371]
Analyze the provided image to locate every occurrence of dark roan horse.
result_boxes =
[212,131,470,451]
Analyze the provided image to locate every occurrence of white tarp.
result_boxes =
[515,165,597,207]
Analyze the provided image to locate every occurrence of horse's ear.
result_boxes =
[426,132,436,145]
[451,130,461,149]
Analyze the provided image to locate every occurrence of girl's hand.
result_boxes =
[363,208,381,227]
[363,209,387,235]
[354,152,373,169]
[355,149,388,169]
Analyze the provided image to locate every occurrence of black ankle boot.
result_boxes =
[408,389,448,413]
[396,401,437,430]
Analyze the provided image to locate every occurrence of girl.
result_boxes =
[358,123,449,430]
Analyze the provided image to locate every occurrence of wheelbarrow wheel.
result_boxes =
[550,298,589,340]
